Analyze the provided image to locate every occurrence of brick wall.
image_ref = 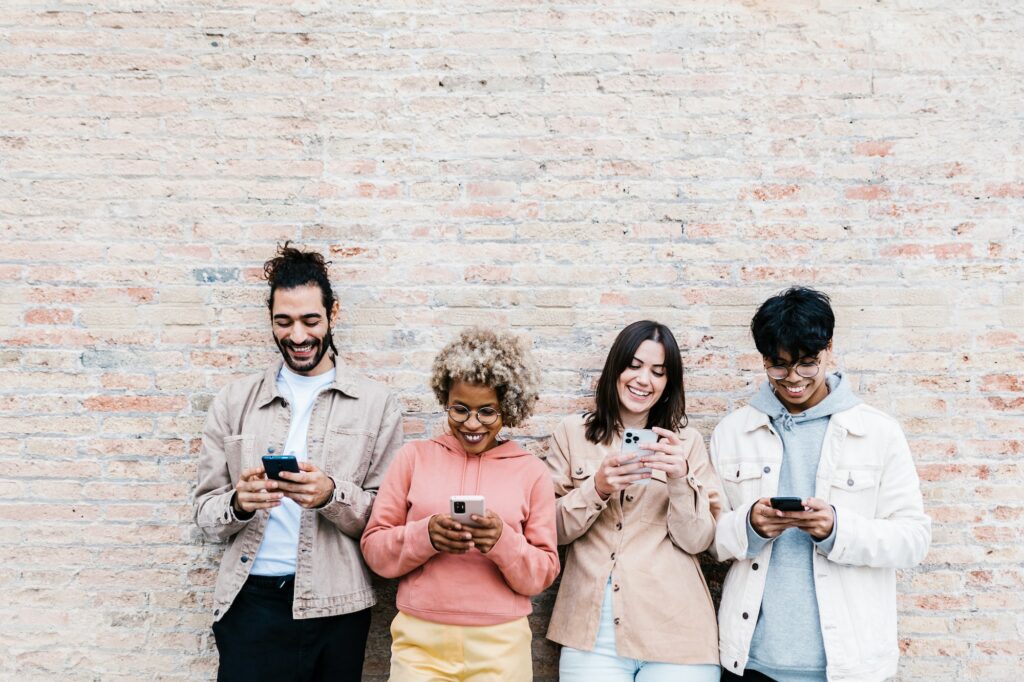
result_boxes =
[2,1,1022,679]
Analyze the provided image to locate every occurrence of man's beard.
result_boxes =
[275,331,332,374]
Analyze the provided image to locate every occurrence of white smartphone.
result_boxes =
[622,428,658,484]
[450,495,486,527]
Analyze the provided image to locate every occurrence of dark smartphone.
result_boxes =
[770,497,805,512]
[262,455,300,481]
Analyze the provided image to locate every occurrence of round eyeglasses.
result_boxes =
[765,361,821,380]
[446,405,500,425]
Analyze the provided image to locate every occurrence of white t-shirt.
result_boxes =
[250,365,335,576]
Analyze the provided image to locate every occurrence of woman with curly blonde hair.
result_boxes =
[362,327,559,681]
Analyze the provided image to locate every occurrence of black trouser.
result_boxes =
[721,668,778,681]
[213,574,371,682]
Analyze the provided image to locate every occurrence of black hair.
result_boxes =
[585,320,687,445]
[263,241,338,356]
[751,286,834,361]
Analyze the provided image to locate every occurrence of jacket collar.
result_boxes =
[255,357,360,408]
[742,403,867,436]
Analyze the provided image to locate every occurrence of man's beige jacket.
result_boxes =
[193,360,403,620]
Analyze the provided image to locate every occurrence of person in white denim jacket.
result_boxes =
[711,287,930,682]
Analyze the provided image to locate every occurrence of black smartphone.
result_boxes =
[262,455,300,481]
[770,497,805,512]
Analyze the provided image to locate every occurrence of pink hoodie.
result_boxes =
[361,434,559,626]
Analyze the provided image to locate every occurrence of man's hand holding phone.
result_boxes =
[276,461,336,509]
[233,466,283,514]
[750,497,835,540]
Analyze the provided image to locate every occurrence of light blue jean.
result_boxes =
[559,579,720,682]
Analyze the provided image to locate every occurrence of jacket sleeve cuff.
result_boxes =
[668,473,703,495]
[221,491,254,527]
[320,478,358,508]
[815,505,838,555]
[579,475,610,510]
[745,506,773,559]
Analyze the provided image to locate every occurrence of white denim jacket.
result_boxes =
[710,402,931,681]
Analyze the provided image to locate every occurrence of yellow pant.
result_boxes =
[388,611,533,682]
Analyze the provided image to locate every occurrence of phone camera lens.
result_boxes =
[454,501,465,513]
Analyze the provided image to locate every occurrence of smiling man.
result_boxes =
[193,243,403,680]
[710,287,931,682]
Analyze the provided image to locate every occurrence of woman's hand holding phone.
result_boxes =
[594,454,652,499]
[637,426,690,479]
[429,514,474,554]
[466,510,503,554]
[429,510,504,554]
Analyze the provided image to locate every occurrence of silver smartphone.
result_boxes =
[622,428,658,483]
[450,495,486,527]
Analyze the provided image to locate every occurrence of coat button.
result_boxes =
[763,466,771,474]
[742,612,749,619]
[614,617,620,625]
[616,522,622,530]
[613,584,620,592]
[267,446,275,453]
[752,563,759,570]
[733,662,739,669]
[626,495,634,502]
[610,552,616,560]
[214,609,220,616]
[847,478,855,487]
[735,470,740,477]
[575,467,583,474]
[240,555,249,563]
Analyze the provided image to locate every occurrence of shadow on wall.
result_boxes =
[361,552,730,681]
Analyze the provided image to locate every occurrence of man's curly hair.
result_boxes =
[430,327,540,428]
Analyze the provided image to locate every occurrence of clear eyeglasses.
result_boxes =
[446,405,501,425]
[765,361,821,380]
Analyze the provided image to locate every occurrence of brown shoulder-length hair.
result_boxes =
[585,320,687,445]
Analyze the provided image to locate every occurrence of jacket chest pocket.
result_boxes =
[568,456,598,488]
[326,428,376,483]
[828,468,879,518]
[719,460,768,509]
[223,435,256,483]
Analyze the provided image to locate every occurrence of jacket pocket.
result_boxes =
[829,468,879,518]
[223,435,255,482]
[327,428,376,483]
[569,460,595,485]
[718,460,766,509]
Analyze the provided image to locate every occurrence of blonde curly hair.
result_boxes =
[430,327,540,428]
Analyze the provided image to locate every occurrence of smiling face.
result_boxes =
[764,344,832,414]
[447,380,504,455]
[271,284,339,376]
[615,339,668,428]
